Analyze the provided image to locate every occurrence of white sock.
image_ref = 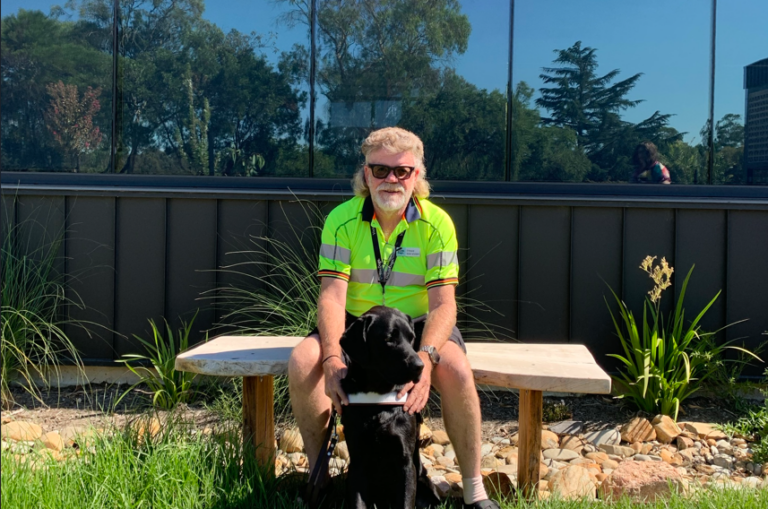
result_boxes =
[462,476,488,504]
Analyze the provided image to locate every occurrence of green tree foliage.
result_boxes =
[1,9,111,171]
[536,41,681,182]
[279,0,473,174]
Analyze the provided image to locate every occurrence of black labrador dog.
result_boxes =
[340,306,441,509]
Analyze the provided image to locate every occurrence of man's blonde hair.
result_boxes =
[352,127,431,198]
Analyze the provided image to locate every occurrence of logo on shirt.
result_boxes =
[397,247,421,257]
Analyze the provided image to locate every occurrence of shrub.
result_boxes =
[606,256,761,420]
[1,214,86,408]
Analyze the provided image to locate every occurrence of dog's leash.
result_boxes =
[306,407,339,509]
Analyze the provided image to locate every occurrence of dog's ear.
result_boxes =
[339,314,374,365]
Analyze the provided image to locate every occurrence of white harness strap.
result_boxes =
[346,391,407,405]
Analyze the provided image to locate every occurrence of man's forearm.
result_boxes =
[420,301,457,351]
[317,294,347,360]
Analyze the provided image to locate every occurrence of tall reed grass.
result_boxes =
[1,212,86,408]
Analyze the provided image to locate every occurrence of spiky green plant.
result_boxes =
[1,215,86,408]
[116,312,200,410]
[606,256,762,420]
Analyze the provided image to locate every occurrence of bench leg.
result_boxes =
[518,389,543,499]
[243,375,275,470]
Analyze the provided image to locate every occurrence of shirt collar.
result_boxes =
[362,196,422,224]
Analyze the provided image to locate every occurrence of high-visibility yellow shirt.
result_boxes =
[318,195,459,318]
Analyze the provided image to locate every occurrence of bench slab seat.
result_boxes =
[176,336,611,498]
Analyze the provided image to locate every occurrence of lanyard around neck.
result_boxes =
[370,225,406,305]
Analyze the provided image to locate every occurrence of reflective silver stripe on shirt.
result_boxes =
[427,251,458,270]
[349,269,425,287]
[319,243,351,264]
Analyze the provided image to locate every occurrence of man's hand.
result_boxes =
[399,353,432,415]
[323,356,349,414]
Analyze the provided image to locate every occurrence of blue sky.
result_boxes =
[4,0,766,143]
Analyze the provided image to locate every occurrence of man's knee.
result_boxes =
[433,342,475,392]
[288,334,323,383]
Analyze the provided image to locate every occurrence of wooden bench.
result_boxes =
[175,337,611,498]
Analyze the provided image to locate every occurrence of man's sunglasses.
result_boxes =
[367,164,416,180]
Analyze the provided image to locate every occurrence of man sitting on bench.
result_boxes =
[288,127,500,509]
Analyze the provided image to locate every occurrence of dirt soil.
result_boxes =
[1,384,747,440]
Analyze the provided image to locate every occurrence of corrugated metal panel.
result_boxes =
[1,194,15,249]
[114,198,166,358]
[440,203,469,331]
[518,206,571,343]
[166,199,217,345]
[674,209,727,339]
[727,211,768,376]
[215,200,269,328]
[571,207,623,367]
[17,196,66,277]
[623,209,675,317]
[64,197,116,360]
[465,205,518,341]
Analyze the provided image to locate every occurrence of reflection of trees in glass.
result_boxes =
[534,41,681,182]
[2,1,307,175]
[46,81,104,172]
[698,113,746,184]
[280,0,478,176]
[1,9,112,171]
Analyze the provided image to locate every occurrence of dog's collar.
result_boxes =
[346,391,407,405]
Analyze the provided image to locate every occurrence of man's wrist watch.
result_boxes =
[419,345,441,366]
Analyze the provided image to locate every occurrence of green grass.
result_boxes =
[3,412,768,509]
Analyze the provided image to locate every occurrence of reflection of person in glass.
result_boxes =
[631,141,671,184]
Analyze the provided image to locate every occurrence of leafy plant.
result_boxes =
[606,256,762,420]
[1,213,86,408]
[116,312,200,410]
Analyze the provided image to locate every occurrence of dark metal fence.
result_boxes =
[3,173,768,375]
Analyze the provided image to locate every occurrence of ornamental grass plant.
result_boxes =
[606,256,761,421]
[1,212,86,408]
[115,312,201,410]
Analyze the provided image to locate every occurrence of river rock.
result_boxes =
[652,415,681,444]
[621,417,656,443]
[483,471,516,498]
[541,430,559,449]
[549,465,597,500]
[432,430,451,445]
[431,476,451,497]
[279,429,304,453]
[583,429,621,447]
[39,432,64,452]
[549,421,584,435]
[712,454,734,469]
[334,440,349,460]
[543,449,580,461]
[676,436,694,450]
[560,435,586,453]
[598,444,636,458]
[1,421,43,442]
[419,423,432,444]
[600,460,685,502]
[681,422,727,441]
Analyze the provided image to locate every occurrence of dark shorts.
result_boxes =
[310,312,466,354]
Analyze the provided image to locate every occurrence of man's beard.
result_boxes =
[371,184,409,212]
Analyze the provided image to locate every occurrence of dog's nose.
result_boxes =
[409,356,424,372]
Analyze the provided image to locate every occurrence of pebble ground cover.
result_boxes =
[3,388,768,508]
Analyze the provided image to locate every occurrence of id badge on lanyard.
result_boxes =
[370,226,406,306]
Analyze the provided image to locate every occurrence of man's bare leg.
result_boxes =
[430,341,482,478]
[287,334,331,472]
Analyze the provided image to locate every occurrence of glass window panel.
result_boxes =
[1,1,113,173]
[116,0,309,176]
[312,0,509,180]
[715,0,768,185]
[512,0,711,184]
